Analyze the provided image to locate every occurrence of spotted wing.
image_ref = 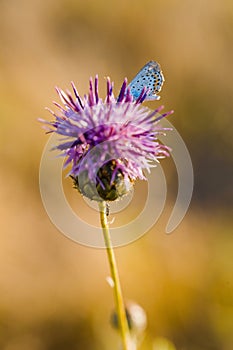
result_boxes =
[128,61,165,101]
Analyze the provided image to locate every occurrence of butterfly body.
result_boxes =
[128,61,164,101]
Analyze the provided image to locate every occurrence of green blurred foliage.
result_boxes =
[0,0,232,349]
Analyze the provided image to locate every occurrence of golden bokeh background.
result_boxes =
[0,0,232,349]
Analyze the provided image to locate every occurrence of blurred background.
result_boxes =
[0,0,232,349]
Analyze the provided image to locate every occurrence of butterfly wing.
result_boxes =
[128,61,165,101]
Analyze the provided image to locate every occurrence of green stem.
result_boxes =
[99,201,131,350]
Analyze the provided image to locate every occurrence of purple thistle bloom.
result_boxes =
[41,75,173,201]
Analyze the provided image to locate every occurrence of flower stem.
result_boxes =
[99,201,131,350]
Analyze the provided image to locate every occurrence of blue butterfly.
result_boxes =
[128,61,164,101]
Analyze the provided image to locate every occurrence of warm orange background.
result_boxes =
[0,1,232,349]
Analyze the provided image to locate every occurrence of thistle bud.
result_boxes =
[111,301,147,335]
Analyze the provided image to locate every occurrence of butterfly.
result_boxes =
[128,61,165,101]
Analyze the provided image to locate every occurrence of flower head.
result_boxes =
[41,75,173,201]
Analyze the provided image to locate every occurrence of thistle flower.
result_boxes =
[40,66,174,350]
[41,76,173,201]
